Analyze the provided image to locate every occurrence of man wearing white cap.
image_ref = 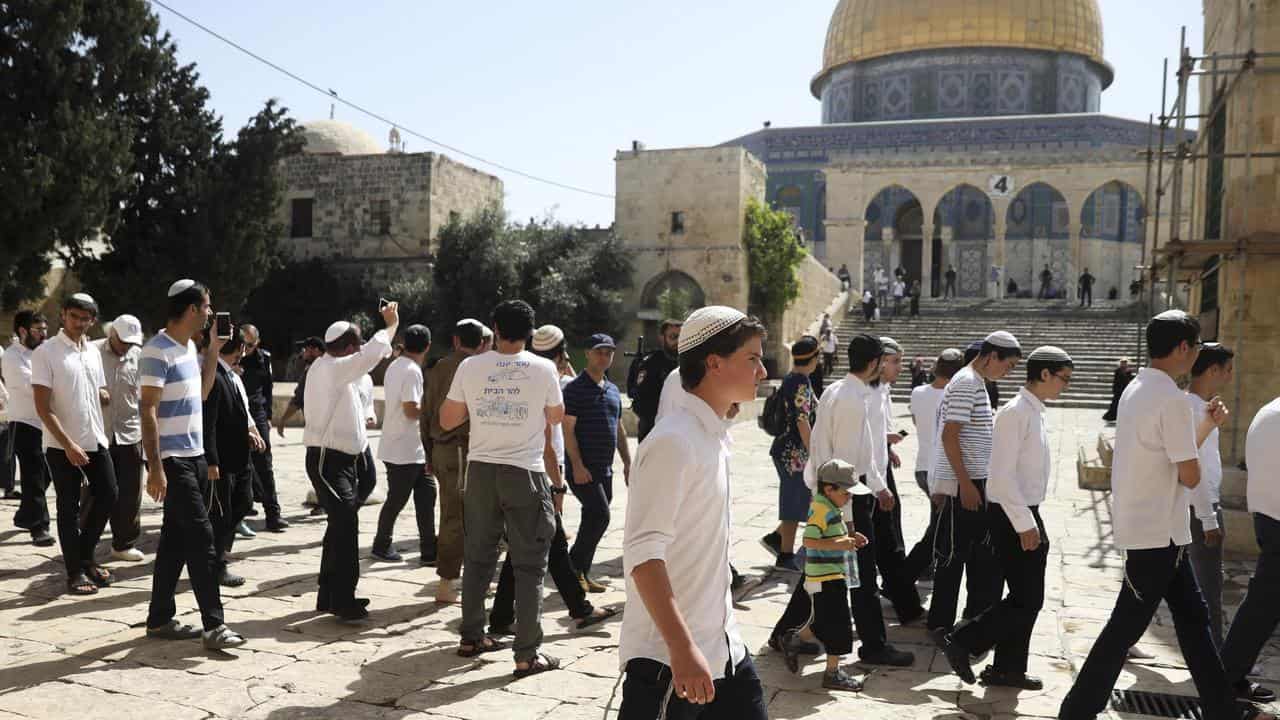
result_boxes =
[941,346,1073,690]
[302,303,399,621]
[31,292,118,595]
[620,306,769,718]
[928,330,1022,638]
[94,314,147,562]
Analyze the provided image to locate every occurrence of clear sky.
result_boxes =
[152,0,1205,227]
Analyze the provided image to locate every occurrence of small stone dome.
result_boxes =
[299,119,384,156]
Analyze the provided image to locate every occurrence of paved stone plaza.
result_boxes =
[1,405,1277,719]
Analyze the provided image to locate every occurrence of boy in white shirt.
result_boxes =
[373,325,434,564]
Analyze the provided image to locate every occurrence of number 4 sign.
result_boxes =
[989,174,1015,197]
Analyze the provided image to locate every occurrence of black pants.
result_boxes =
[1080,286,1093,306]
[306,447,362,610]
[357,446,377,504]
[108,442,144,551]
[951,504,1048,675]
[0,423,13,493]
[822,352,835,376]
[875,465,924,621]
[374,462,437,557]
[928,479,1003,631]
[945,278,957,298]
[1060,543,1241,720]
[1222,513,1280,686]
[47,447,117,579]
[619,656,767,720]
[491,512,593,627]
[787,579,857,657]
[11,422,50,533]
[568,466,612,578]
[210,467,253,573]
[249,421,282,521]
[147,455,224,631]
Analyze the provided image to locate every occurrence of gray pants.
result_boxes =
[461,461,555,662]
[1189,506,1225,649]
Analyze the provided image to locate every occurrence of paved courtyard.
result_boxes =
[1,405,1277,719]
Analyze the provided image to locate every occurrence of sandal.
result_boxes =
[513,652,560,679]
[575,606,619,630]
[147,619,202,640]
[85,566,112,587]
[457,636,507,658]
[67,574,98,595]
[202,624,247,650]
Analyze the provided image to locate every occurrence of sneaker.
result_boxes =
[235,521,256,539]
[822,666,864,692]
[858,644,915,667]
[31,530,55,547]
[1236,680,1277,703]
[111,547,145,562]
[372,546,403,563]
[774,553,802,573]
[759,532,783,559]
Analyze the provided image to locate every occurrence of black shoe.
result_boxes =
[420,554,437,567]
[858,645,915,667]
[265,517,290,532]
[371,546,403,562]
[774,553,802,573]
[928,626,950,648]
[897,606,926,626]
[309,506,326,516]
[317,596,369,613]
[769,632,821,656]
[3,490,19,500]
[31,530,55,547]
[759,532,783,559]
[246,507,260,517]
[979,666,1043,690]
[332,604,369,622]
[1236,680,1276,703]
[488,623,514,636]
[941,635,976,684]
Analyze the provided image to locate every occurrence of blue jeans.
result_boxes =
[619,656,766,720]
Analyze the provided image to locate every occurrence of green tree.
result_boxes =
[241,259,372,361]
[657,286,693,321]
[430,206,522,339]
[515,219,633,344]
[742,197,807,318]
[0,0,165,307]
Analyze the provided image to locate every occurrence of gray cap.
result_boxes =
[816,460,873,495]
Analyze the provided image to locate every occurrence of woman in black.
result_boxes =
[1102,358,1135,423]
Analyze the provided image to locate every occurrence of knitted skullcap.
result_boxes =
[678,306,747,354]
[984,331,1021,351]
[879,337,903,356]
[531,325,565,352]
[324,321,353,343]
[168,279,196,297]
[1028,345,1073,363]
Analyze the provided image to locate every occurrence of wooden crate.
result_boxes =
[1078,447,1111,491]
[1097,434,1114,468]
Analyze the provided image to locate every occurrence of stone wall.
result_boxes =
[774,256,845,373]
[426,155,505,245]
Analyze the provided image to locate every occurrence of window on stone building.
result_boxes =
[372,199,391,236]
[671,211,685,235]
[290,198,314,238]
[1205,87,1228,241]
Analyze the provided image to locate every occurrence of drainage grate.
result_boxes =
[1111,689,1202,719]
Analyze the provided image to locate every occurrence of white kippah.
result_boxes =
[678,306,748,355]
[168,279,196,297]
[70,292,97,306]
[984,331,1021,351]
[1028,345,1073,363]
[531,325,565,352]
[324,320,353,344]
[1154,309,1190,321]
[879,337,902,356]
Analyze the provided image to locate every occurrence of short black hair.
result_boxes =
[403,325,432,354]
[454,321,484,350]
[964,344,982,365]
[1192,343,1235,376]
[14,310,46,335]
[791,334,820,364]
[980,342,1023,361]
[166,281,209,322]
[847,334,884,373]
[659,319,683,335]
[219,334,244,356]
[1027,357,1074,384]
[325,328,361,355]
[492,300,535,343]
[817,480,844,496]
[301,336,325,352]
[1147,312,1201,359]
[678,316,767,391]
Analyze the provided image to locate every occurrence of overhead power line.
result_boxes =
[149,0,615,200]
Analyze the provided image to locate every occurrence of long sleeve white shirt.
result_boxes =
[1186,392,1223,531]
[1,344,40,429]
[805,374,879,495]
[985,388,1050,534]
[867,382,894,490]
[302,330,392,454]
[1247,398,1280,523]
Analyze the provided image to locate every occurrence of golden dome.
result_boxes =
[815,0,1111,95]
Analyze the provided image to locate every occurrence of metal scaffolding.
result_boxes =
[1142,0,1277,458]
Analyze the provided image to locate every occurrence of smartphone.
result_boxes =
[897,429,910,438]
[215,312,232,339]
[379,297,390,311]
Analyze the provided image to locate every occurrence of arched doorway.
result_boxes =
[864,186,922,289]
[1006,182,1070,298]
[1081,182,1146,301]
[932,185,994,297]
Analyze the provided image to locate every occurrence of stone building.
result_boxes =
[278,119,503,284]
[620,0,1185,315]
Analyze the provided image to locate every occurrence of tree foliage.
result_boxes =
[742,197,807,318]
[241,259,372,361]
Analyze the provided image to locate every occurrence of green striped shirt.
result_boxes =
[804,494,851,584]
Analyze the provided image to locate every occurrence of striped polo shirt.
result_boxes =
[803,493,851,584]
[930,364,994,495]
[139,331,204,460]
[563,371,622,474]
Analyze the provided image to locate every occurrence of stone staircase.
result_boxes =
[826,298,1148,410]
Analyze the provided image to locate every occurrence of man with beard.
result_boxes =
[630,319,681,441]
[6,311,53,546]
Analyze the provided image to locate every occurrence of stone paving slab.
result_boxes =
[0,408,1277,719]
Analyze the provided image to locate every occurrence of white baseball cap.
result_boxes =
[111,315,144,345]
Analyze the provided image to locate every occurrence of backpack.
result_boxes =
[759,385,788,437]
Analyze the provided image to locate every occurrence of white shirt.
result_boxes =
[910,384,944,477]
[893,280,906,298]
[621,394,745,678]
[358,374,376,450]
[2,343,40,429]
[805,374,880,495]
[822,332,838,354]
[30,330,108,452]
[378,356,426,465]
[1246,398,1280,523]
[986,388,1050,533]
[1111,368,1199,550]
[867,382,894,488]
[1186,392,1223,531]
[655,368,684,422]
[95,339,142,445]
[550,374,573,467]
[302,330,392,455]
[446,350,563,473]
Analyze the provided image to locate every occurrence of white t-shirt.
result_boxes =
[378,356,426,465]
[1246,398,1280,523]
[1186,392,1223,530]
[822,332,838,354]
[550,374,573,467]
[910,384,944,476]
[30,331,108,452]
[446,350,563,472]
[1111,368,1199,550]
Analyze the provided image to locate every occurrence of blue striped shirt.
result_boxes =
[563,371,622,474]
[139,331,204,459]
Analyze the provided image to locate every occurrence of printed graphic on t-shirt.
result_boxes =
[476,358,534,426]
